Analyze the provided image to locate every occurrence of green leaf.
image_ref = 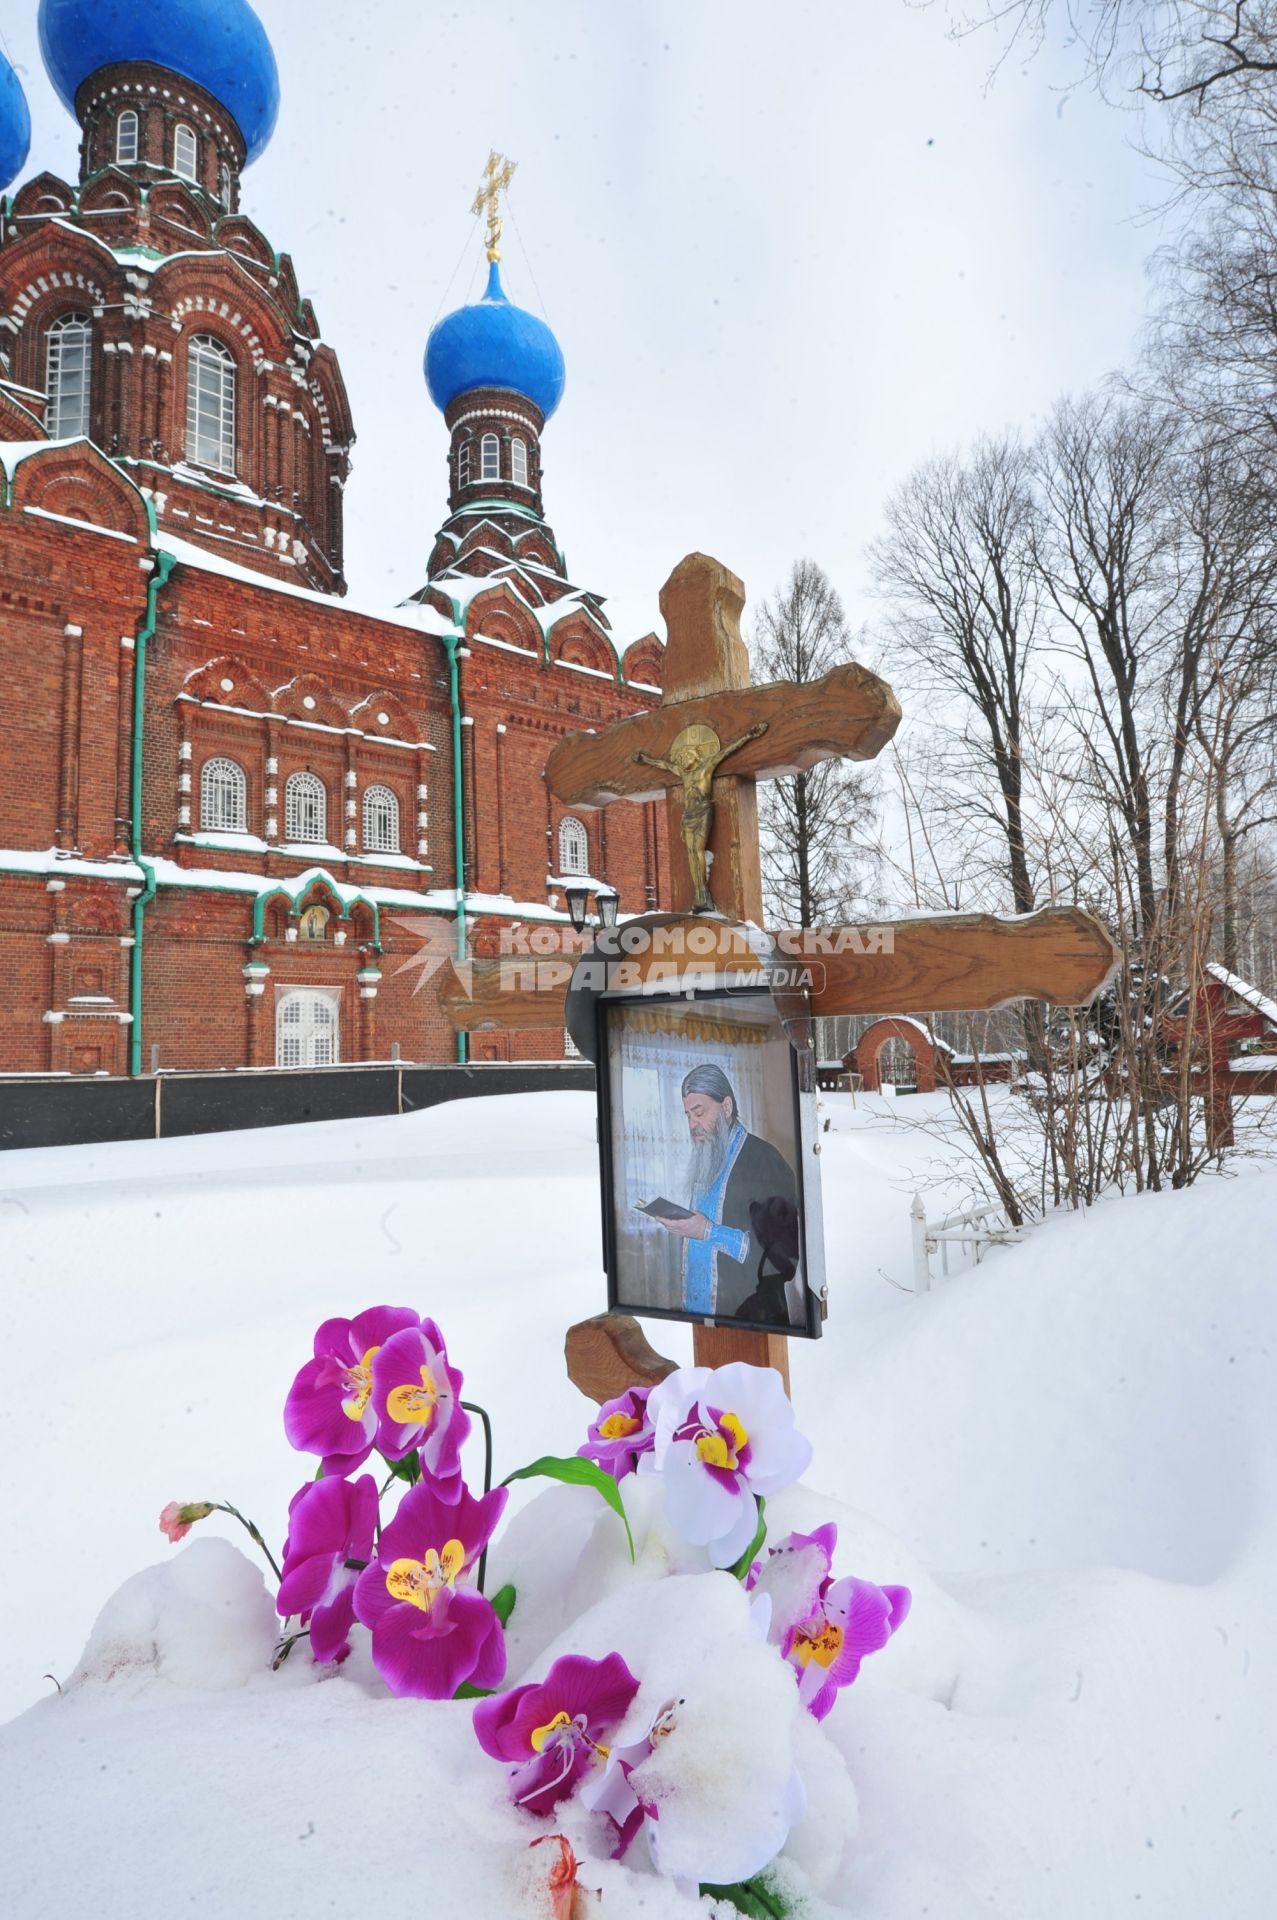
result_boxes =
[699,1876,791,1918]
[728,1496,767,1581]
[383,1451,421,1486]
[490,1583,517,1628]
[501,1455,635,1563]
[452,1680,496,1700]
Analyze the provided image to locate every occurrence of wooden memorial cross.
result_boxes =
[443,552,1118,1401]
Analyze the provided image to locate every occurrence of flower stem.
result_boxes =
[214,1502,282,1583]
[461,1400,495,1595]
[271,1626,310,1671]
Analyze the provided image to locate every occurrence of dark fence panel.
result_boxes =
[0,1062,596,1153]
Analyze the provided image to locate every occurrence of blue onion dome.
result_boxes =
[425,261,566,421]
[0,47,32,191]
[38,0,280,163]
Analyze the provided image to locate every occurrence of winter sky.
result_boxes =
[3,0,1163,648]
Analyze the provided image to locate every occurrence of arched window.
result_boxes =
[218,160,233,206]
[362,785,400,854]
[456,441,471,488]
[46,313,91,439]
[510,437,529,488]
[174,123,198,182]
[558,815,589,876]
[276,989,339,1067]
[186,334,236,472]
[116,110,139,164]
[285,771,327,843]
[480,432,500,481]
[199,756,247,832]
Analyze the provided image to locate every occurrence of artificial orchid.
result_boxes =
[353,1473,507,1698]
[371,1317,470,1485]
[284,1305,420,1478]
[526,1835,599,1918]
[749,1523,910,1719]
[158,1500,213,1543]
[276,1473,378,1665]
[473,1650,639,1816]
[576,1385,655,1483]
[643,1362,813,1568]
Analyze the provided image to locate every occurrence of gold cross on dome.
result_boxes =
[471,150,518,263]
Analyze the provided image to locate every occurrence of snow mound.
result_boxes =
[70,1538,277,1694]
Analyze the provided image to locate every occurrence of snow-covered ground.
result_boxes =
[1,1088,1274,1916]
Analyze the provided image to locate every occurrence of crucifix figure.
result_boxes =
[439,551,1117,1400]
[634,720,768,912]
[471,149,517,262]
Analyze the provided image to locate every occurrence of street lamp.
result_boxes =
[597,888,620,929]
[563,882,591,933]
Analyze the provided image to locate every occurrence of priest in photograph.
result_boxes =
[654,1062,800,1321]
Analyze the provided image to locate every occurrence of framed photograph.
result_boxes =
[597,986,823,1338]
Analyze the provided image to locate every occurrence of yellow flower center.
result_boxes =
[598,1411,641,1440]
[384,1538,465,1612]
[695,1409,747,1470]
[386,1365,439,1430]
[530,1710,573,1752]
[340,1346,380,1422]
[792,1621,844,1670]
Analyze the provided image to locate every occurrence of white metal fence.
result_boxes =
[910,1192,1023,1292]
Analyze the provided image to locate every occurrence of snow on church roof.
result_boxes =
[1206,964,1277,1029]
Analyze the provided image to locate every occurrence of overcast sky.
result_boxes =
[4,0,1164,648]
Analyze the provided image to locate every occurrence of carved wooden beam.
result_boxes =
[564,1314,680,1405]
[545,661,901,808]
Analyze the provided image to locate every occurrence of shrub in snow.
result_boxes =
[157,1304,908,1917]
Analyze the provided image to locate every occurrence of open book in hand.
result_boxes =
[635,1197,695,1221]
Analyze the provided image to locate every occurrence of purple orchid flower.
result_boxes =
[785,1574,911,1720]
[473,1651,640,1817]
[746,1523,838,1635]
[576,1386,655,1483]
[370,1319,470,1486]
[276,1473,378,1665]
[352,1474,507,1699]
[284,1306,420,1477]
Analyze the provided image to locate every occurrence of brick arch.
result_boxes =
[182,656,272,711]
[79,171,143,220]
[271,673,347,729]
[622,634,665,691]
[160,248,299,365]
[852,1018,938,1093]
[548,616,618,678]
[213,215,276,273]
[9,172,74,222]
[147,181,213,246]
[347,689,422,742]
[7,441,150,541]
[467,587,541,655]
[512,530,560,572]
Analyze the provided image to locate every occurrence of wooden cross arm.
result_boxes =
[545,662,901,807]
[803,907,1118,1016]
[438,956,575,1031]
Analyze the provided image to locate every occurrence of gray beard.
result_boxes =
[687,1112,731,1201]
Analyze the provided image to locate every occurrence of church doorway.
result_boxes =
[276,989,340,1067]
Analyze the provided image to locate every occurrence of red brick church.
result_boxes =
[0,2,669,1077]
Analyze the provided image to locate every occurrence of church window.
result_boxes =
[174,123,198,182]
[276,989,339,1067]
[457,441,471,488]
[362,785,400,854]
[511,437,528,488]
[116,111,139,164]
[199,756,247,833]
[46,313,92,439]
[299,905,330,941]
[481,432,500,481]
[219,161,233,207]
[285,771,327,843]
[558,815,589,876]
[186,334,236,472]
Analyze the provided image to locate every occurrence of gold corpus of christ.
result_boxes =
[634,719,768,913]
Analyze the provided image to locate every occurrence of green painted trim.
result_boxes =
[128,549,176,1074]
[248,870,383,951]
[443,632,468,1065]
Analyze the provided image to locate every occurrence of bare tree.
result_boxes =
[750,560,878,928]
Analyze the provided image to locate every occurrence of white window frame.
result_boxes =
[558,815,589,876]
[185,333,236,473]
[46,313,91,440]
[276,988,341,1068]
[285,771,327,844]
[116,110,139,164]
[199,755,247,832]
[174,123,198,182]
[218,160,233,206]
[480,432,500,481]
[362,784,400,855]
[457,440,471,488]
[510,437,529,488]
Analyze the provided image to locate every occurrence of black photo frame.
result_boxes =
[595,982,824,1340]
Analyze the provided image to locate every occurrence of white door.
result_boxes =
[276,989,340,1067]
